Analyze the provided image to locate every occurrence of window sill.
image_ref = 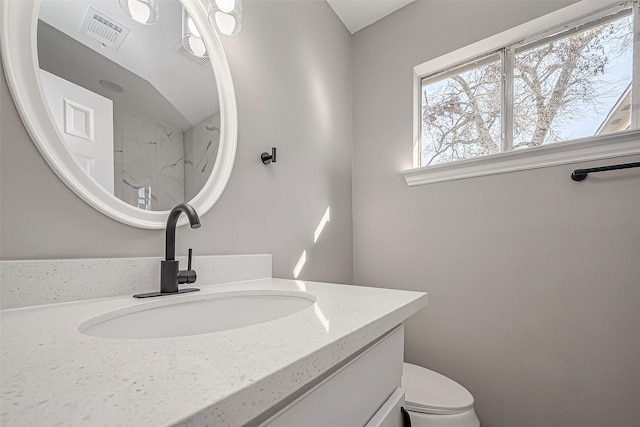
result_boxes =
[402,130,640,186]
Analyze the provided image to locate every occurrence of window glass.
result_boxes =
[513,13,634,149]
[421,56,501,166]
[418,5,636,168]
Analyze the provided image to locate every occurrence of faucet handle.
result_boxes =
[177,249,197,285]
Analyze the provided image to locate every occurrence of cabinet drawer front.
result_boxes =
[365,388,405,427]
[263,326,404,427]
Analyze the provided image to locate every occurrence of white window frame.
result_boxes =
[404,0,640,186]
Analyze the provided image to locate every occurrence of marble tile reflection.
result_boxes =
[185,112,220,201]
[122,136,156,210]
[122,109,155,144]
[156,124,185,211]
[112,107,219,211]
[115,108,189,211]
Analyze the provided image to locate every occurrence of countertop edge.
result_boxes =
[175,290,427,426]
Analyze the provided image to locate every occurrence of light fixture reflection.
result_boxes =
[208,0,242,35]
[182,8,207,58]
[119,0,158,25]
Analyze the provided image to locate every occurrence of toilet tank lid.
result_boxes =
[402,363,474,415]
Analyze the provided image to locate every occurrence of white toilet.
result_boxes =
[402,363,480,427]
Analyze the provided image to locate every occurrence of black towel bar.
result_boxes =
[571,162,640,181]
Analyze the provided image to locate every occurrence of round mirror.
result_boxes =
[0,0,237,228]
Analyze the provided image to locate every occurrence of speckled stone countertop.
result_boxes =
[1,278,427,426]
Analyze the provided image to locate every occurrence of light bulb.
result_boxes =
[215,0,235,13]
[128,0,150,23]
[214,11,238,35]
[187,36,206,57]
[119,0,158,25]
[182,8,207,58]
[208,0,242,35]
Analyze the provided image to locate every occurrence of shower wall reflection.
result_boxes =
[113,107,219,211]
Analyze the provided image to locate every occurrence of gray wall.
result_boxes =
[352,1,640,426]
[0,1,353,284]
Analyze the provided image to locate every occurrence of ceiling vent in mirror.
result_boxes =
[172,41,209,66]
[80,7,131,50]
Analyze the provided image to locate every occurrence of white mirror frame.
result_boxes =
[1,0,237,229]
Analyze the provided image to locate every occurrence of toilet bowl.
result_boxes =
[402,363,480,427]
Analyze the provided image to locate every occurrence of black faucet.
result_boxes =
[133,203,201,298]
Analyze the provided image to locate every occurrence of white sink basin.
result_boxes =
[80,290,315,339]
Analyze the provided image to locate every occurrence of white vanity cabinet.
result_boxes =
[0,278,426,427]
[261,326,408,427]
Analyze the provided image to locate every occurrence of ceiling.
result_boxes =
[36,0,415,126]
[327,0,415,34]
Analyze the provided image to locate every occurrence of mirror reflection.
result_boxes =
[37,0,221,211]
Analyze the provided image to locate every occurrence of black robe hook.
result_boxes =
[261,147,277,165]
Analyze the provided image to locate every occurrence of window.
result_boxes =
[422,53,502,165]
[407,1,640,185]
